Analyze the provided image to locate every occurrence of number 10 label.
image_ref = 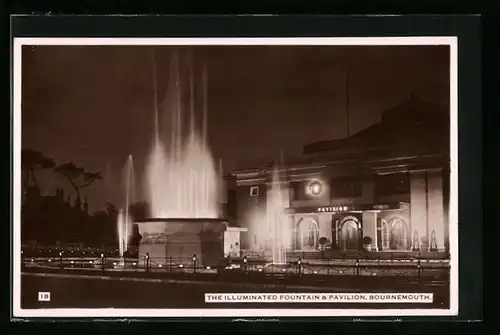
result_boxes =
[38,292,51,301]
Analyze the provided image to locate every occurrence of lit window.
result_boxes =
[250,186,259,197]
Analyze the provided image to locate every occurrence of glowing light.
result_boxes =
[113,262,117,266]
[159,264,163,268]
[48,259,52,262]
[179,264,184,268]
[70,261,74,264]
[313,270,318,274]
[282,268,286,272]
[267,165,289,264]
[132,262,137,266]
[258,268,263,272]
[101,253,104,258]
[146,57,220,219]
[31,259,34,262]
[309,181,322,195]
[117,209,132,258]
[206,266,211,270]
[89,260,93,264]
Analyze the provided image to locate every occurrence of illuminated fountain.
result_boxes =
[260,163,291,271]
[268,166,288,265]
[135,52,227,267]
[116,155,134,267]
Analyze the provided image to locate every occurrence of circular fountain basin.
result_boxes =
[135,218,229,268]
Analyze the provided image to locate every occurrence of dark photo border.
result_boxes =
[9,15,482,324]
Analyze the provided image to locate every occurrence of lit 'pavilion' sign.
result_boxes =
[317,206,350,213]
[285,202,405,215]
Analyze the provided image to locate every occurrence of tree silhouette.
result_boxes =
[21,149,55,196]
[55,162,102,207]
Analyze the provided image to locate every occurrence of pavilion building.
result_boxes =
[226,97,450,255]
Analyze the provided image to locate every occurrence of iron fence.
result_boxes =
[21,253,450,284]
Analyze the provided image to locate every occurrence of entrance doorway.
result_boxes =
[338,216,361,250]
[296,218,319,250]
[382,217,409,251]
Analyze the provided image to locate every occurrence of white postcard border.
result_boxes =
[12,36,459,318]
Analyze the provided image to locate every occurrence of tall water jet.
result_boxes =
[123,154,135,253]
[117,209,126,257]
[137,50,226,267]
[116,155,135,263]
[267,165,288,265]
[146,51,220,219]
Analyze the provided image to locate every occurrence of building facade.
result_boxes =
[228,97,450,254]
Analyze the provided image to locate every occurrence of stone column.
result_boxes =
[362,211,378,251]
[282,214,294,250]
[318,214,333,242]
[410,171,427,250]
[427,169,446,251]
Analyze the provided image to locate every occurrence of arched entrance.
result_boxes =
[381,217,409,251]
[295,217,319,250]
[338,216,361,250]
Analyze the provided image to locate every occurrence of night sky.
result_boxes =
[21,45,450,212]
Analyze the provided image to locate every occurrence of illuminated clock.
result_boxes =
[308,181,323,196]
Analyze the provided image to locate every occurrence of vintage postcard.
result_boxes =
[13,36,458,318]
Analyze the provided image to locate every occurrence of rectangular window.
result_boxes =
[249,186,259,197]
[290,181,305,200]
[374,173,410,197]
[330,176,362,198]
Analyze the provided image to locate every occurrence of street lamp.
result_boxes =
[59,251,63,269]
[101,253,105,272]
[192,254,197,274]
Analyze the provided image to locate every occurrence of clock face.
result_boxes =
[308,181,323,196]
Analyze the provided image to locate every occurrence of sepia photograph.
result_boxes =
[13,37,458,318]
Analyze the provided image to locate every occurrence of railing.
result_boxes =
[21,245,137,259]
[248,249,450,262]
[21,253,450,283]
[20,244,450,288]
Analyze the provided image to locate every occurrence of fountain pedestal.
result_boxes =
[136,218,227,267]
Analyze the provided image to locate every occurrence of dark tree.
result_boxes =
[55,162,102,207]
[21,149,55,196]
